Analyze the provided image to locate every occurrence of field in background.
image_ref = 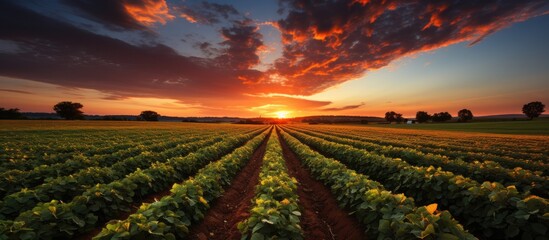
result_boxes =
[0,120,547,239]
[359,117,549,135]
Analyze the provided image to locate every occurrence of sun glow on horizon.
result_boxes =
[274,111,291,119]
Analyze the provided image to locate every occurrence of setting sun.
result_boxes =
[275,111,290,119]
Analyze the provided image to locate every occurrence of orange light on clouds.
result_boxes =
[180,13,197,23]
[123,0,174,26]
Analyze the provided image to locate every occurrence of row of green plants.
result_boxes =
[0,132,206,199]
[238,132,303,239]
[288,127,548,197]
[0,130,166,172]
[283,127,548,239]
[0,128,267,239]
[0,125,260,173]
[303,125,548,163]
[0,134,223,220]
[92,128,271,239]
[0,127,261,197]
[279,129,476,239]
[296,126,548,174]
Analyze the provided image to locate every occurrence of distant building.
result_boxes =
[407,120,417,124]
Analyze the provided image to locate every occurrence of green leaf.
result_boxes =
[378,219,390,233]
[72,216,86,227]
[250,232,265,240]
[19,231,36,240]
[438,233,460,240]
[292,211,301,216]
[252,222,264,233]
[420,224,435,238]
[165,233,176,240]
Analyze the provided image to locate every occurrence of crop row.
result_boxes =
[93,128,271,239]
[298,125,547,163]
[295,126,548,172]
[287,127,548,196]
[238,131,302,239]
[0,132,215,199]
[0,127,267,239]
[0,125,262,172]
[282,127,548,239]
[279,128,476,239]
[0,134,223,220]
[0,131,172,172]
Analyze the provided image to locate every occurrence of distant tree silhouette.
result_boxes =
[416,111,431,123]
[139,110,160,121]
[0,108,26,119]
[385,111,396,122]
[385,111,403,123]
[395,114,404,123]
[457,109,473,122]
[432,112,452,122]
[522,101,545,120]
[53,101,84,120]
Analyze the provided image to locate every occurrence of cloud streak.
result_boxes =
[321,103,364,111]
[0,89,32,94]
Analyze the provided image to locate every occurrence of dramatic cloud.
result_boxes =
[176,1,239,25]
[0,1,316,116]
[63,0,174,30]
[0,0,547,116]
[217,20,265,70]
[0,1,237,100]
[272,0,548,95]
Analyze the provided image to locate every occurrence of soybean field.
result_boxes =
[0,121,547,240]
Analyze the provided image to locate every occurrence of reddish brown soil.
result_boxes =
[187,131,271,240]
[277,128,366,240]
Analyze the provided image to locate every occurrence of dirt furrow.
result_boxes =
[277,128,366,240]
[187,130,271,240]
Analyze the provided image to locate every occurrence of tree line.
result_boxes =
[1,101,546,122]
[384,101,545,123]
[1,101,161,121]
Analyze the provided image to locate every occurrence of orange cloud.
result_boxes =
[180,13,198,23]
[123,0,174,26]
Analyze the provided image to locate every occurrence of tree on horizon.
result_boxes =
[522,101,545,120]
[139,110,160,121]
[432,112,452,122]
[53,101,84,120]
[0,108,26,119]
[385,111,404,123]
[458,109,473,122]
[416,111,431,123]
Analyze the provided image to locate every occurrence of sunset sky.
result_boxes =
[0,0,548,118]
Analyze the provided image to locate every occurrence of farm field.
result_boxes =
[0,121,547,240]
[363,118,549,135]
